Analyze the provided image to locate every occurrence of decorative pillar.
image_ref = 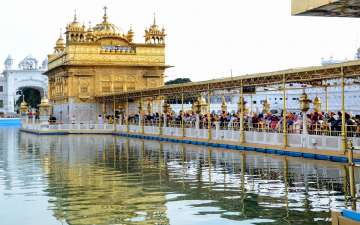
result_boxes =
[207,85,212,141]
[20,100,29,125]
[299,91,311,134]
[38,97,52,125]
[249,94,253,115]
[341,67,347,153]
[158,96,163,135]
[262,97,270,114]
[282,75,288,147]
[239,81,245,144]
[348,140,356,210]
[139,96,144,134]
[125,98,129,133]
[181,89,185,137]
[147,99,152,115]
[193,97,201,129]
[113,96,117,132]
[221,94,227,113]
[163,101,170,128]
[325,85,329,113]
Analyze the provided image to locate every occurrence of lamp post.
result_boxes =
[313,96,322,113]
[38,97,52,126]
[262,97,270,114]
[299,91,311,134]
[221,94,227,113]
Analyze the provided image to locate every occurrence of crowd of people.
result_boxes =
[121,109,360,137]
[20,108,360,137]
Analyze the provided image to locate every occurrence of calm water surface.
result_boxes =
[0,127,358,225]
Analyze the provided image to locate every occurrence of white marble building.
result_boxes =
[0,55,48,114]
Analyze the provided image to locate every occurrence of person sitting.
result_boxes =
[48,115,56,124]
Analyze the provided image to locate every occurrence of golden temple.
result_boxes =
[45,7,169,122]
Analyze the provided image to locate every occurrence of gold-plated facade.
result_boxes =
[45,8,169,122]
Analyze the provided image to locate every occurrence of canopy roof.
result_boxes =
[96,60,360,101]
[292,0,360,17]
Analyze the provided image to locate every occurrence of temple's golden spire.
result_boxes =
[127,24,134,42]
[153,13,156,26]
[54,28,65,53]
[73,9,78,22]
[103,6,108,22]
[87,21,93,32]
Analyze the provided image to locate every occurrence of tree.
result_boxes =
[165,78,192,85]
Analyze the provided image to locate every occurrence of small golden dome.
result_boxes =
[20,101,28,107]
[67,11,84,32]
[56,36,65,47]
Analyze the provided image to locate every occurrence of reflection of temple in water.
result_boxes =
[19,133,360,224]
[20,133,169,225]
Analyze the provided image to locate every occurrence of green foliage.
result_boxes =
[16,88,41,109]
[165,78,192,85]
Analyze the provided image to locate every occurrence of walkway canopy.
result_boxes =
[96,60,360,102]
[292,0,360,17]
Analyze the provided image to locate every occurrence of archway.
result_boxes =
[15,87,42,111]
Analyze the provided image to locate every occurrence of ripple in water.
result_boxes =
[0,127,358,225]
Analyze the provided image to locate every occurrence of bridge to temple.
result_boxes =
[89,60,360,156]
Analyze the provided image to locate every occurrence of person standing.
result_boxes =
[98,115,103,124]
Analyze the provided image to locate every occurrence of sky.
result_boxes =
[1,0,360,81]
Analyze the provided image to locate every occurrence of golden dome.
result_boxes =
[20,100,28,107]
[93,6,123,35]
[127,26,134,42]
[56,35,65,47]
[67,11,85,32]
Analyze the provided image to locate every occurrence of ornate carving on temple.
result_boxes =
[18,55,38,70]
[45,6,169,122]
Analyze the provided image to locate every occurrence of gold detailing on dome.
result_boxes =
[65,10,86,42]
[93,6,123,36]
[145,13,166,44]
[54,29,65,53]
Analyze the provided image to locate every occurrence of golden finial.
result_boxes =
[153,13,156,25]
[73,9,77,22]
[103,6,108,22]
